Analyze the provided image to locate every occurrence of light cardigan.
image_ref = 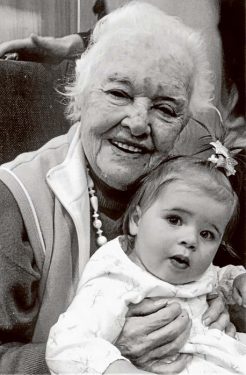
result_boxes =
[0,123,91,343]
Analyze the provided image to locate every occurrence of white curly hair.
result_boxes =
[66,1,215,121]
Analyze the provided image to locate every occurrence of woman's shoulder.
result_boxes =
[0,179,25,237]
[0,180,41,278]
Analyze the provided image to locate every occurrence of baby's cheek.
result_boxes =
[195,254,213,275]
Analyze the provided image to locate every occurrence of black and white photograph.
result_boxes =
[0,0,245,374]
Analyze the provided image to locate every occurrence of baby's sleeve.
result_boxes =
[46,246,145,374]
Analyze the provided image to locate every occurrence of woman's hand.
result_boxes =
[232,273,246,307]
[105,357,191,374]
[0,34,85,64]
[202,292,236,337]
[115,298,192,373]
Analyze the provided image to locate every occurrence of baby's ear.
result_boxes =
[129,205,141,236]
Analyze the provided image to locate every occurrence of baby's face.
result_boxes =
[129,181,232,284]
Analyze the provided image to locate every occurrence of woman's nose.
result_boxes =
[121,102,151,137]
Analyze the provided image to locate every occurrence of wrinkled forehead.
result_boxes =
[90,31,193,93]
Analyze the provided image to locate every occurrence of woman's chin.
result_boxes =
[98,169,139,191]
[104,174,137,191]
[93,144,152,189]
[96,163,146,191]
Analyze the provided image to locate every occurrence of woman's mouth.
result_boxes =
[110,140,146,154]
[169,255,190,269]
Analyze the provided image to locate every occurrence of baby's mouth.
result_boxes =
[170,255,190,269]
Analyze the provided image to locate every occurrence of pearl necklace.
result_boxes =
[87,168,108,247]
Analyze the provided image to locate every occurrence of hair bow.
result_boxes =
[208,140,238,176]
[192,107,245,177]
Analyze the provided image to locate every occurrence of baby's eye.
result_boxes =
[166,215,182,226]
[200,230,214,240]
[107,89,131,99]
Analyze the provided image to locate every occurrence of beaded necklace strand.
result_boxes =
[87,167,108,247]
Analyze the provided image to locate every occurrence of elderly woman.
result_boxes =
[0,2,236,374]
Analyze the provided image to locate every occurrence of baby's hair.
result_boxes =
[66,1,215,121]
[123,156,239,246]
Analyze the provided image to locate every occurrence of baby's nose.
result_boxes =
[179,228,198,251]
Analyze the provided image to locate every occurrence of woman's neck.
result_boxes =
[89,167,136,220]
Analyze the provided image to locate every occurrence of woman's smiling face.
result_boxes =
[80,33,193,190]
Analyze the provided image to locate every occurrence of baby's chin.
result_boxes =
[169,277,196,285]
[160,276,196,285]
[159,271,197,285]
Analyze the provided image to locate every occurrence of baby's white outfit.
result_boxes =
[46,237,246,374]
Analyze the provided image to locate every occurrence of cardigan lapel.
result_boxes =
[46,124,90,277]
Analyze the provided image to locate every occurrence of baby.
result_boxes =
[46,155,246,374]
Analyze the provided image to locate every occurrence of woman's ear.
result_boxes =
[129,205,142,236]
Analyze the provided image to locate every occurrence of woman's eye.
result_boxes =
[167,215,182,225]
[107,89,130,99]
[155,104,176,117]
[200,231,214,240]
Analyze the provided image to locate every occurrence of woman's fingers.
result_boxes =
[224,321,237,338]
[116,301,191,367]
[127,297,169,316]
[208,309,230,331]
[232,287,243,306]
[152,354,192,374]
[144,354,192,374]
[202,292,226,326]
[147,311,191,355]
[233,274,246,307]
[203,293,237,337]
[131,314,191,368]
